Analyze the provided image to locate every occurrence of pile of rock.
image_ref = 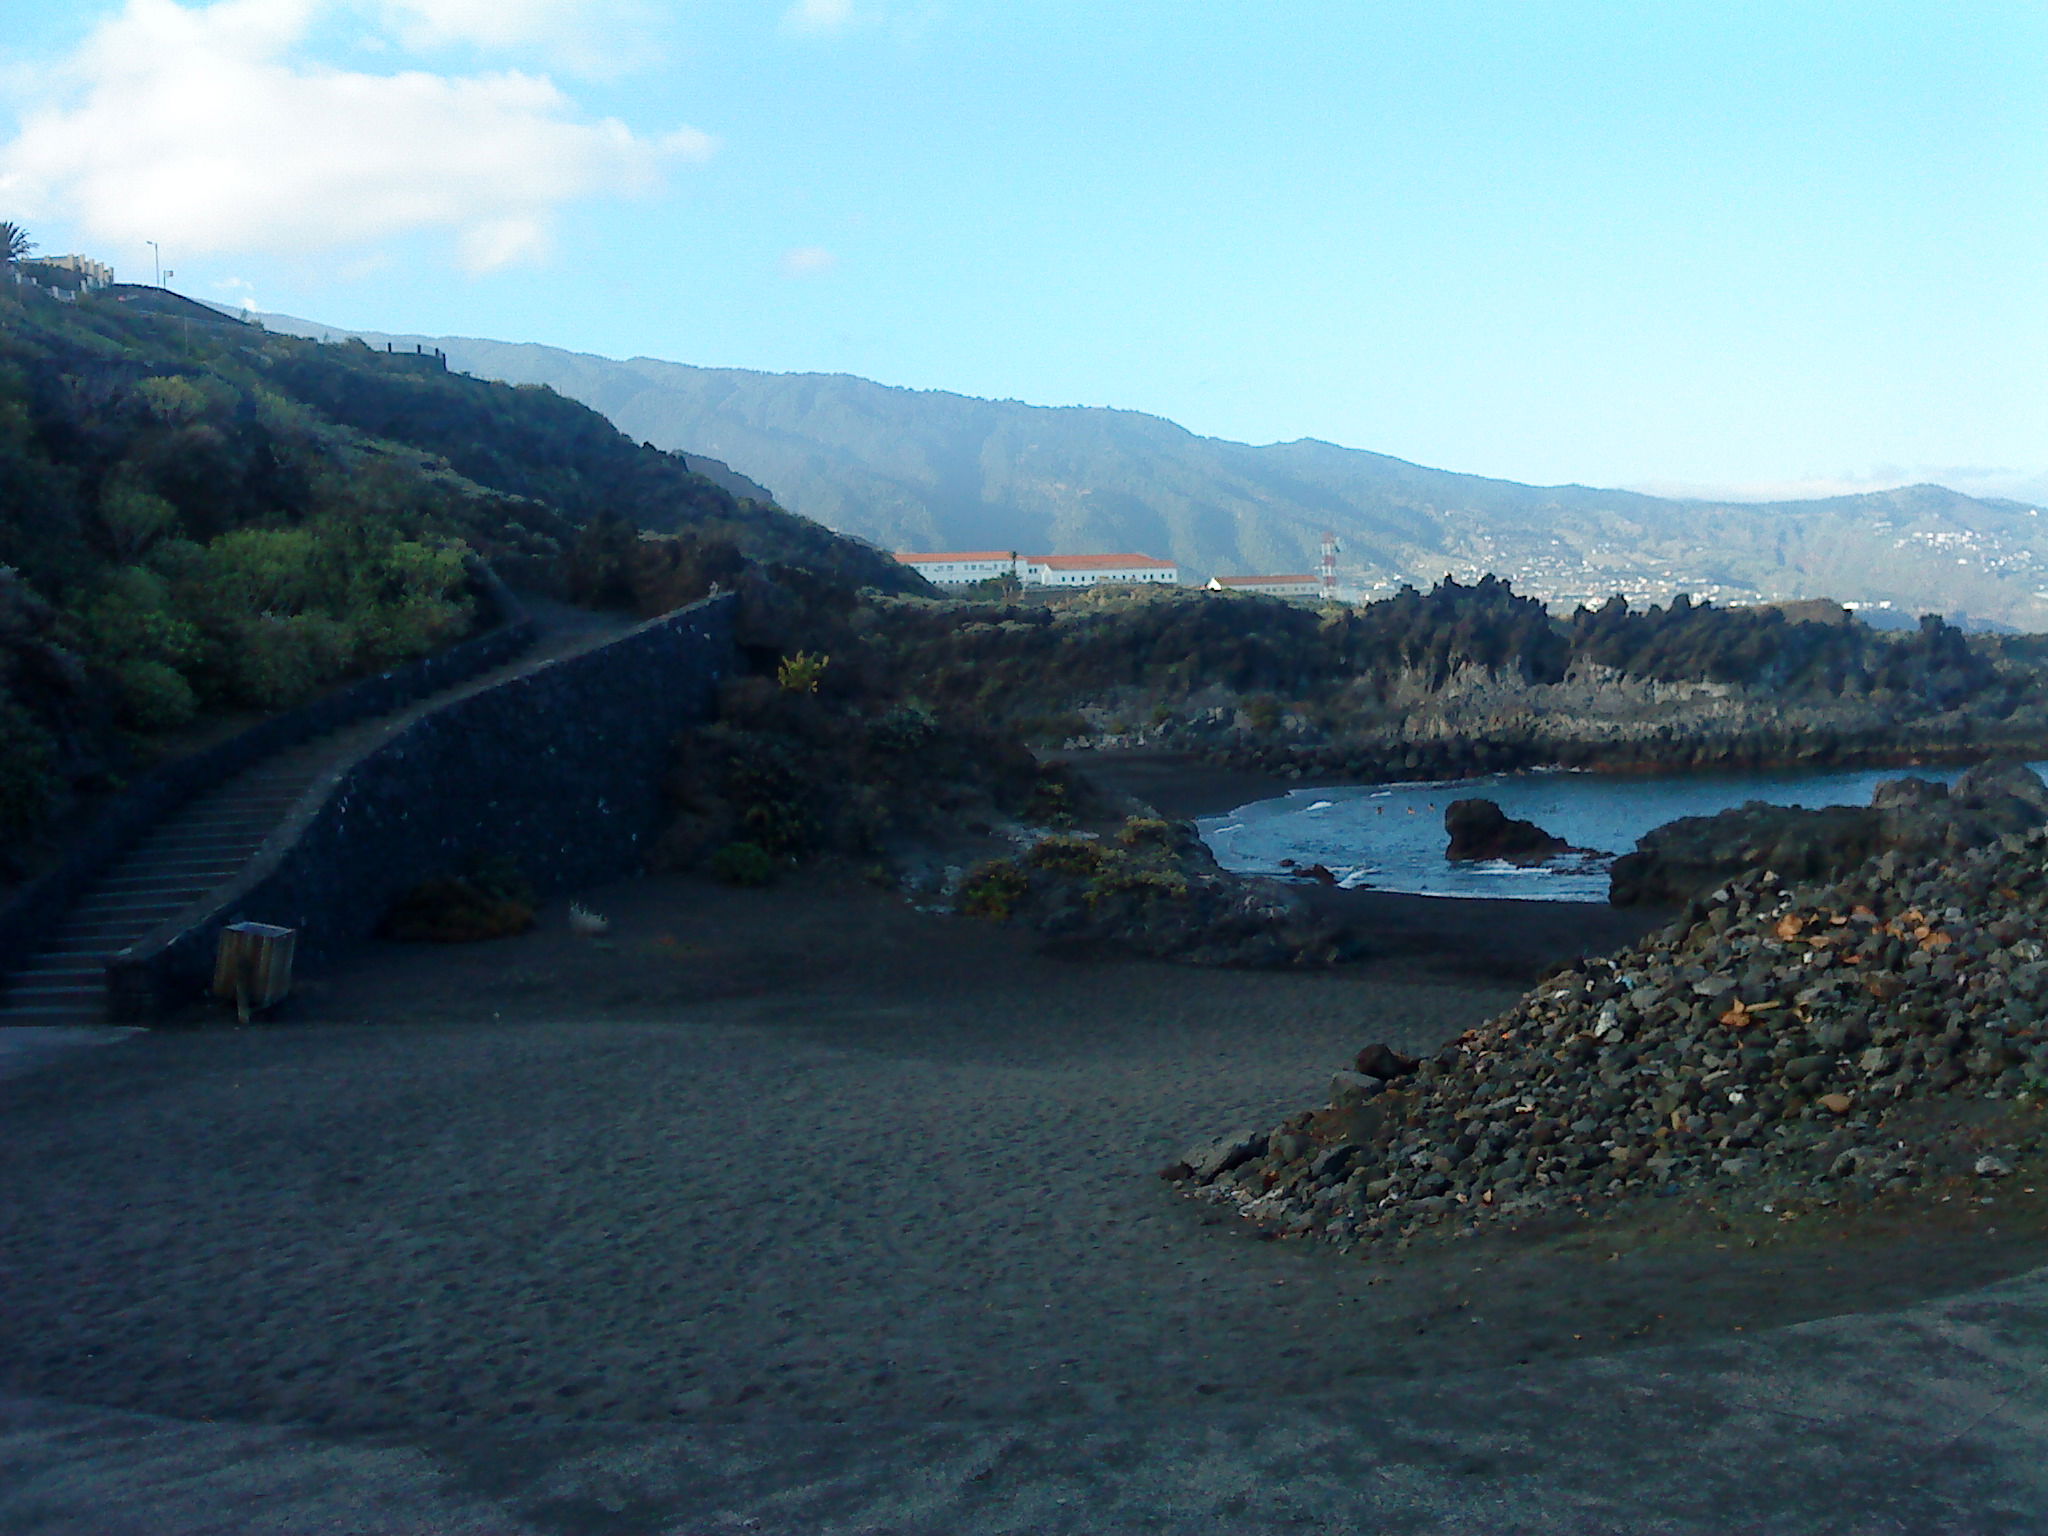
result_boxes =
[1168,824,2048,1246]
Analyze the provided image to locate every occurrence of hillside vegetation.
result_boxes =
[253,319,2048,631]
[0,283,916,874]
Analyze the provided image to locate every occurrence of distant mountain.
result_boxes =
[259,314,2048,628]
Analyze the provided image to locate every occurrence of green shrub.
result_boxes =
[1026,834,1105,877]
[869,700,938,753]
[776,650,831,693]
[112,657,197,731]
[709,840,778,886]
[381,855,536,942]
[1115,815,1176,850]
[958,858,1029,920]
[1084,861,1190,910]
[0,693,58,854]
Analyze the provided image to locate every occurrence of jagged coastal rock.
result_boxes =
[1609,760,2048,906]
[955,816,1360,967]
[1166,820,2048,1247]
[1442,798,1571,864]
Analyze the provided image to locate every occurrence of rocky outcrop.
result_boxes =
[956,816,1361,968]
[1443,799,1571,863]
[1167,824,2048,1247]
[1609,760,2048,907]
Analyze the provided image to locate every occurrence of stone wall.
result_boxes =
[107,593,735,1021]
[0,561,536,983]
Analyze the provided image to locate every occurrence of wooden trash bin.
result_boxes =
[213,922,297,1021]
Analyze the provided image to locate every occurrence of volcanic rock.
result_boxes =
[1169,803,2048,1250]
[1443,799,1571,864]
[1609,760,2048,907]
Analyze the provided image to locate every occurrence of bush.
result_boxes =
[958,858,1029,920]
[1026,834,1106,877]
[1116,815,1176,850]
[0,693,59,856]
[709,840,778,886]
[112,657,197,731]
[868,700,937,753]
[381,856,535,942]
[776,650,830,693]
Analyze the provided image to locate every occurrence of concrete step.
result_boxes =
[75,885,215,907]
[66,903,193,926]
[126,842,267,863]
[48,919,158,940]
[8,977,99,995]
[0,1004,107,1024]
[98,865,244,886]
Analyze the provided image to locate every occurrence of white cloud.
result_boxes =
[0,0,712,272]
[373,0,661,73]
[782,0,854,34]
[780,244,837,276]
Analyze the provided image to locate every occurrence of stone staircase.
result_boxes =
[0,596,637,1028]
[0,743,338,1024]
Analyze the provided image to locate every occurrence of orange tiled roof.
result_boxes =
[1034,553,1177,570]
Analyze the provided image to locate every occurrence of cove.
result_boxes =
[1197,761,2048,904]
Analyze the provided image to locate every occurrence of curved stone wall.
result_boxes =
[0,561,537,986]
[107,593,735,1021]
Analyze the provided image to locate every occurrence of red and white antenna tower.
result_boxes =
[1320,530,1340,599]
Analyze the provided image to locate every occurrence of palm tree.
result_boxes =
[0,222,34,266]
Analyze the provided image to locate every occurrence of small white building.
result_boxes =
[1206,574,1324,598]
[892,550,1026,586]
[1025,554,1180,588]
[894,549,1181,589]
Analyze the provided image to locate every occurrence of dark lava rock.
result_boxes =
[1444,798,1570,864]
[957,815,1363,968]
[1354,1042,1419,1080]
[1609,760,2048,907]
[1168,812,2048,1251]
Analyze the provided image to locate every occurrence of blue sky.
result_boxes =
[3,0,2043,500]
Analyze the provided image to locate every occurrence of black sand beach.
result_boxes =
[6,873,2046,1427]
[5,755,2048,1531]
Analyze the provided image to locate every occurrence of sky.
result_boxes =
[1,0,2043,501]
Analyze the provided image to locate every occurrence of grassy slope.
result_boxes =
[0,284,922,872]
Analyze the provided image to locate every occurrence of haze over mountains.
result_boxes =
[264,314,2048,629]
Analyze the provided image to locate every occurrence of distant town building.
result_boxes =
[893,550,1181,589]
[1024,554,1180,587]
[1206,573,1323,598]
[891,550,1026,585]
[16,254,115,293]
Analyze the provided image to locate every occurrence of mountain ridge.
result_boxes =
[255,312,2048,627]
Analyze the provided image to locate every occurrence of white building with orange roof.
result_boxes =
[891,550,1026,585]
[893,549,1182,589]
[1024,553,1181,588]
[1205,573,1324,598]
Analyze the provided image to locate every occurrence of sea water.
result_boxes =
[1197,762,2048,903]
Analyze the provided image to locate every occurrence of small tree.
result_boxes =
[0,223,34,267]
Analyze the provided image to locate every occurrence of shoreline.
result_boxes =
[1055,743,2045,824]
[1059,748,1673,978]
